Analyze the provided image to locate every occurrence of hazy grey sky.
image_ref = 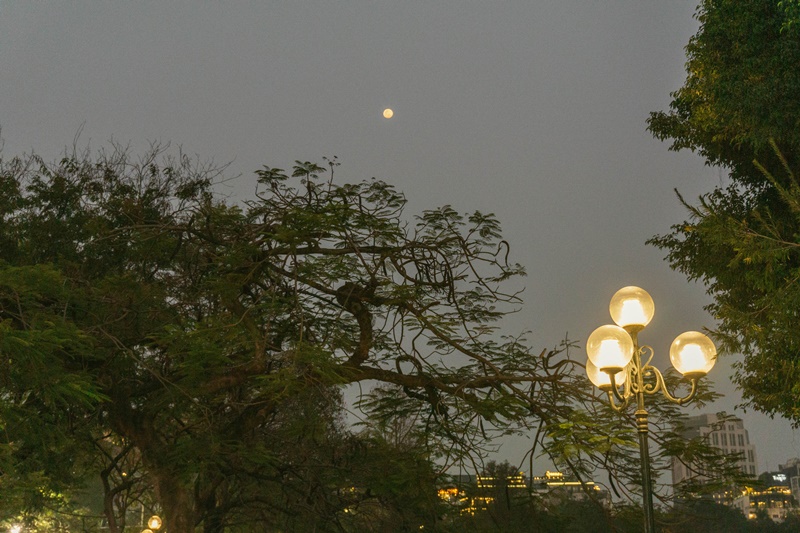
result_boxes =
[1,1,796,473]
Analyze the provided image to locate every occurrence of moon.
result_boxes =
[383,108,394,119]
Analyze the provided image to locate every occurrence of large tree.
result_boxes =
[647,0,800,422]
[0,143,737,531]
[0,144,601,532]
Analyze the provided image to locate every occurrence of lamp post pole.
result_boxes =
[629,329,655,532]
[636,406,655,532]
[585,286,717,533]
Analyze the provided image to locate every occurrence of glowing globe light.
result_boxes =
[586,359,627,391]
[383,108,394,118]
[609,286,654,330]
[620,299,648,325]
[669,331,716,378]
[586,324,634,372]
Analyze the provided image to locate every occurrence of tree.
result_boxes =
[647,0,800,187]
[647,0,800,422]
[0,144,605,532]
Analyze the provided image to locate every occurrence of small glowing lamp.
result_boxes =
[609,286,654,330]
[586,359,627,391]
[147,515,163,530]
[586,324,634,373]
[383,108,394,118]
[669,331,716,378]
[141,530,153,533]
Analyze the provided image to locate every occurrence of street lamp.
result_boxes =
[586,286,716,533]
[141,514,162,533]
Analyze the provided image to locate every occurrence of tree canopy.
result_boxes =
[647,0,800,423]
[0,142,736,531]
[0,144,587,532]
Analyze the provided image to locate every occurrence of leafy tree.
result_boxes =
[647,0,800,187]
[647,0,800,423]
[660,500,748,532]
[0,142,740,531]
[0,144,608,532]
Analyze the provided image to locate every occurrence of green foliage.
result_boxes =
[648,0,800,423]
[647,0,800,187]
[650,148,800,421]
[0,143,610,531]
[447,490,800,533]
[779,0,800,31]
[0,142,738,530]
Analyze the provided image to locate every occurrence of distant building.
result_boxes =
[444,470,529,514]
[671,413,800,522]
[779,457,800,504]
[530,470,607,504]
[477,470,527,490]
[442,469,607,515]
[731,471,795,522]
[671,413,758,488]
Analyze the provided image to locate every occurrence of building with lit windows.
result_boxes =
[731,471,796,522]
[530,470,607,503]
[442,470,607,515]
[445,469,529,515]
[778,457,800,504]
[476,470,527,490]
[671,413,758,487]
[671,414,800,522]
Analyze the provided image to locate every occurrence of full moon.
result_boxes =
[383,108,394,119]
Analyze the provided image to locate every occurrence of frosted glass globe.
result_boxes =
[586,324,634,372]
[609,286,654,330]
[586,359,628,390]
[669,331,716,378]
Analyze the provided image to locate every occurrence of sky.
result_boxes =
[1,1,798,476]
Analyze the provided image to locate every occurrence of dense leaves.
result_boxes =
[0,144,589,532]
[0,143,738,530]
[647,0,800,423]
[647,0,800,187]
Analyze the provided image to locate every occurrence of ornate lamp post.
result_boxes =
[585,286,717,533]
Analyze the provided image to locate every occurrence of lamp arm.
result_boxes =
[660,376,699,405]
[639,363,663,396]
[639,344,655,368]
[607,367,632,410]
[640,364,699,405]
[606,389,629,412]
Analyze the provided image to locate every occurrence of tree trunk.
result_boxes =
[153,472,196,533]
[201,489,225,533]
